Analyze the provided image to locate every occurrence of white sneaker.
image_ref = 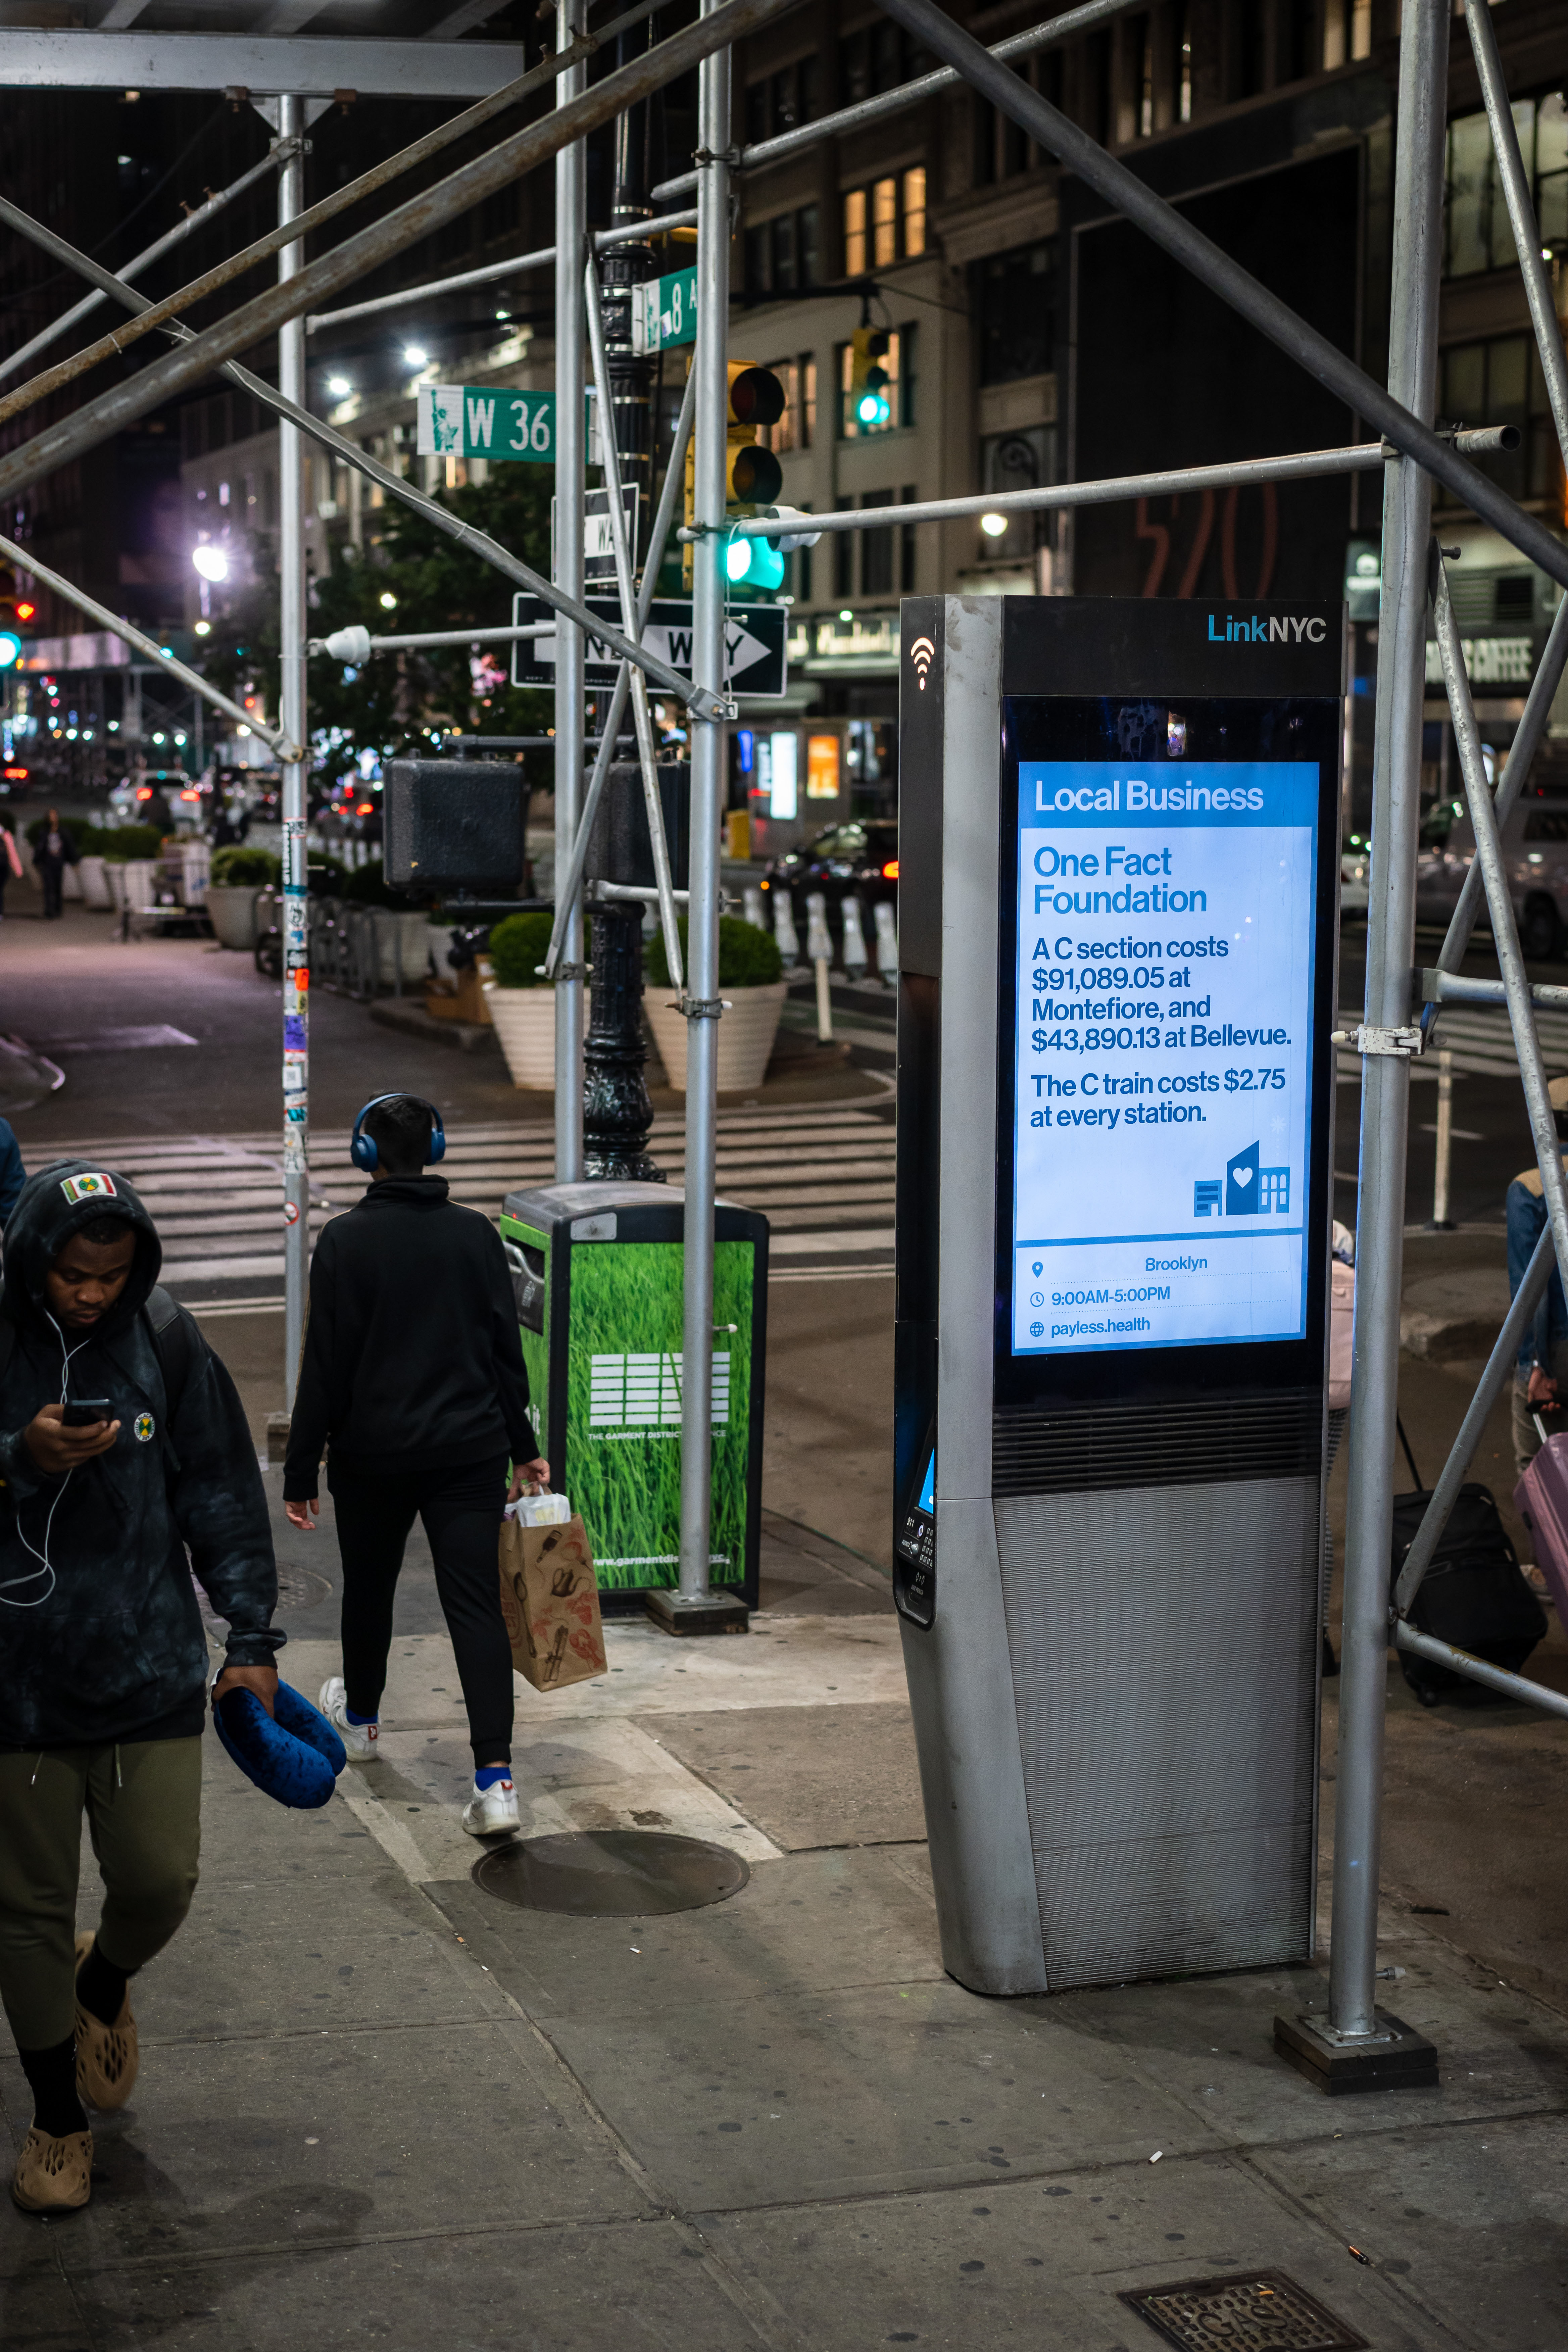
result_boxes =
[461,1774,520,1838]
[318,1676,380,1762]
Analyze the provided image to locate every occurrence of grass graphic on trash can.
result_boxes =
[512,1230,754,1592]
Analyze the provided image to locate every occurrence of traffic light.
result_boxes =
[0,573,34,669]
[848,328,892,431]
[724,503,823,596]
[683,361,787,589]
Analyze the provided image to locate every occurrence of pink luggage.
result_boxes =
[1514,1424,1568,1615]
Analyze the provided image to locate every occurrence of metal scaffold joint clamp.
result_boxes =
[693,146,741,168]
[681,996,730,1020]
[1332,1024,1424,1057]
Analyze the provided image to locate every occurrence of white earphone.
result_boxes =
[0,1313,89,1609]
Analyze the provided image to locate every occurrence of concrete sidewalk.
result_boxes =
[5,1517,1567,2350]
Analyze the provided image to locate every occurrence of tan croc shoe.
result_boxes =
[74,1931,139,2110]
[11,2125,92,2212]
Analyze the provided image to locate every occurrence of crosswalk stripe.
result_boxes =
[48,1099,899,1291]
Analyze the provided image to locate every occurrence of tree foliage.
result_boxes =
[198,466,558,789]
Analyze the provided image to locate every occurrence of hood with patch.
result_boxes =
[0,1157,161,1339]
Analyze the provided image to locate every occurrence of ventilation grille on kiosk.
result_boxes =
[992,1389,1322,1498]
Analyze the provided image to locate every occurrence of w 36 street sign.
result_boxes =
[416,384,581,463]
[630,265,699,356]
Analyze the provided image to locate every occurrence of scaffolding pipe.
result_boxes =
[309,623,552,656]
[0,527,297,760]
[672,0,732,1622]
[1394,1623,1568,1722]
[0,183,734,721]
[0,5,626,426]
[0,138,297,389]
[713,431,1519,543]
[278,97,311,1407]
[554,5,588,1186]
[0,0,800,492]
[584,250,685,992]
[867,0,1568,598]
[306,207,699,334]
[1328,0,1449,2049]
[1392,1222,1556,1618]
[651,0,1147,202]
[542,356,697,984]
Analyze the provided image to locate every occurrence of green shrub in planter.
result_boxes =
[210,845,281,886]
[488,910,555,987]
[646,914,782,990]
[89,824,165,863]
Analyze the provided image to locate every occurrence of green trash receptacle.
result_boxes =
[499,1181,768,1613]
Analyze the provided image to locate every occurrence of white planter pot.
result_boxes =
[372,907,432,986]
[644,979,787,1093]
[206,882,262,949]
[77,855,112,910]
[106,859,157,913]
[62,862,83,900]
[485,985,558,1087]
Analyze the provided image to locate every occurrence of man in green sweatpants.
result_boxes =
[0,1161,279,2213]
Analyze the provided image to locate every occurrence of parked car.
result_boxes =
[1416,791,1568,959]
[762,820,898,964]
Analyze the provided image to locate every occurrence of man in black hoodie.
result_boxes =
[0,1160,280,2214]
[283,1093,547,1840]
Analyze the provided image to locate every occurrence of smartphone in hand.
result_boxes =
[61,1398,113,1427]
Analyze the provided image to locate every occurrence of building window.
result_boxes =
[872,177,898,268]
[902,167,927,257]
[843,178,926,274]
[843,187,867,278]
[1439,334,1558,507]
[743,59,820,148]
[1444,95,1568,282]
[744,205,822,299]
[836,326,915,437]
[1179,1,1192,120]
[976,242,1057,386]
[758,355,816,454]
[839,24,919,105]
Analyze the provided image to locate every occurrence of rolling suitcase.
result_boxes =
[1514,1416,1568,1620]
[1391,1422,1547,1707]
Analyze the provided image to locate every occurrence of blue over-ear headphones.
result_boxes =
[350,1093,446,1172]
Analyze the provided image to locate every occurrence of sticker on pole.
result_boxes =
[508,592,787,698]
[630,265,698,355]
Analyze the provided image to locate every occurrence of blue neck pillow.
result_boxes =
[214,1680,347,1809]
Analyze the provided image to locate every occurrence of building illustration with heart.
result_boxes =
[1192,1141,1291,1218]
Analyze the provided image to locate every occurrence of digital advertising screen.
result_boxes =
[1009,758,1320,1358]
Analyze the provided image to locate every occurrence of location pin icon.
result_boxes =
[1032,1263,1042,1277]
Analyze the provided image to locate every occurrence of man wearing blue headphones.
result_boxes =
[282,1093,548,1837]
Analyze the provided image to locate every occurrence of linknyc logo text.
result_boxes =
[1208,612,1326,644]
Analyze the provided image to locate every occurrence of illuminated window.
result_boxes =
[872,177,898,269]
[1444,97,1567,281]
[843,187,867,278]
[758,356,816,454]
[1350,0,1371,62]
[902,167,926,257]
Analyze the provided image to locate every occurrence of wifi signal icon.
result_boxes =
[909,635,935,691]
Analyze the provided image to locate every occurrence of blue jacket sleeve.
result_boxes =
[1507,1178,1562,1373]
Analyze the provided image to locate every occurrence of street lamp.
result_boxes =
[327,375,351,398]
[980,513,1009,538]
[192,545,229,582]
[402,345,428,369]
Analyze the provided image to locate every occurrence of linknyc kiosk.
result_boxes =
[895,597,1341,1996]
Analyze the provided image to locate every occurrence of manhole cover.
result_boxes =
[195,1564,331,1631]
[472,1829,749,1917]
[1122,2272,1368,2352]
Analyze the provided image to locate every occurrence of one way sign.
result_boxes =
[509,593,788,700]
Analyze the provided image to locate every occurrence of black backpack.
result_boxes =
[0,1283,195,1416]
[1390,1420,1547,1705]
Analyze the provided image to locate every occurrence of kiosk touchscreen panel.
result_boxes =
[1010,760,1320,1357]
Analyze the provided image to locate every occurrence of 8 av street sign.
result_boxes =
[509,593,787,698]
[630,265,699,356]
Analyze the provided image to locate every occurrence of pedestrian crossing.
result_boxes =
[39,1099,899,1299]
[1337,1001,1568,1081]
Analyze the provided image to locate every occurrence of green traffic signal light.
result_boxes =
[725,531,786,593]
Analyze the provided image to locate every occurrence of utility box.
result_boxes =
[895,595,1342,1997]
[500,1181,767,1612]
[384,758,526,892]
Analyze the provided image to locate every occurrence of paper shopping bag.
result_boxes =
[498,1512,607,1694]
